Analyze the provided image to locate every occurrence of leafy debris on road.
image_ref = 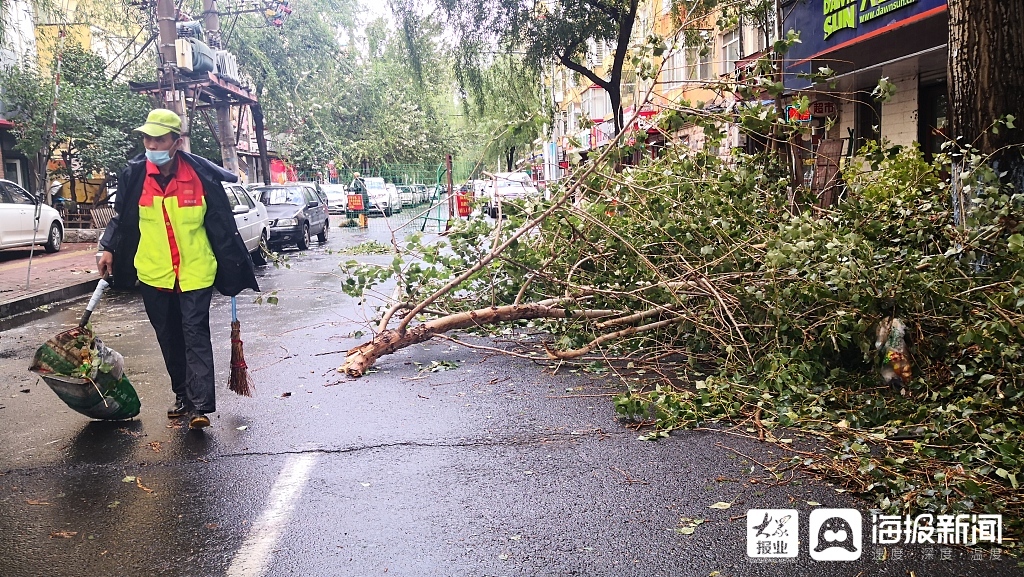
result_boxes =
[674,517,705,535]
[415,360,459,373]
[339,240,392,255]
[709,501,732,510]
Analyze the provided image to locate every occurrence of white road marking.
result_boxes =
[225,452,317,577]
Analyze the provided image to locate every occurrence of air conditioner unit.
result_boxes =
[215,50,239,84]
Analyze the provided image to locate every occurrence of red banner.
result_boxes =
[347,194,364,211]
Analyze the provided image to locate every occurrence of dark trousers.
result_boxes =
[139,283,216,413]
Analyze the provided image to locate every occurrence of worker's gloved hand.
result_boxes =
[97,251,114,278]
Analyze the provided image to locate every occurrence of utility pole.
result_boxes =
[202,0,240,176]
[156,0,190,151]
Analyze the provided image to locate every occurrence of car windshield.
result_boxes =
[321,185,346,198]
[256,187,305,205]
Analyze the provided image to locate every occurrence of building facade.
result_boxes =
[783,0,947,157]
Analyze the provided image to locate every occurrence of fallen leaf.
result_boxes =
[236,426,248,431]
[26,499,52,505]
[107,500,120,509]
[136,477,154,494]
[806,501,821,506]
[49,531,77,539]
[280,392,292,398]
[149,442,162,453]
[359,482,371,487]
[709,501,732,510]
[19,389,30,393]
[122,476,136,483]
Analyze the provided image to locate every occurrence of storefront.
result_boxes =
[783,0,948,155]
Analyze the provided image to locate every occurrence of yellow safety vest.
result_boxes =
[135,158,217,291]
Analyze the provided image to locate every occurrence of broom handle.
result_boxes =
[231,296,238,323]
[79,278,110,327]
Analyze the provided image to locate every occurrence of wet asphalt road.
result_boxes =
[0,211,1019,577]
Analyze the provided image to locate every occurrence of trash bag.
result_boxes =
[30,326,141,420]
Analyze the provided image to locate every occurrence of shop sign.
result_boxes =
[810,101,838,118]
[824,0,929,40]
[786,106,812,123]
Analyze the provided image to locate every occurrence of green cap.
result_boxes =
[135,109,182,137]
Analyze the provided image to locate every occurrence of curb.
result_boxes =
[0,278,100,320]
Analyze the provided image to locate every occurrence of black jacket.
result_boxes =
[99,152,260,297]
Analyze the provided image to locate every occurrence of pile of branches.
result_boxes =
[339,142,1024,531]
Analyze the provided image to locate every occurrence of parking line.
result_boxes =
[225,452,317,577]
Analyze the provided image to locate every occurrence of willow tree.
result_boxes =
[420,0,641,135]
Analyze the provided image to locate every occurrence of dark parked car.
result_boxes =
[253,184,329,250]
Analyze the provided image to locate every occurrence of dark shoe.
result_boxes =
[167,399,190,418]
[188,412,211,430]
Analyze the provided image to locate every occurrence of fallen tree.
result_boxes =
[339,138,1024,534]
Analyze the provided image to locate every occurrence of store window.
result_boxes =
[855,92,882,152]
[919,82,948,162]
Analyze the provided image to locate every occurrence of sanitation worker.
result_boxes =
[98,109,258,430]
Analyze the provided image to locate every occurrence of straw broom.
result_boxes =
[228,296,252,396]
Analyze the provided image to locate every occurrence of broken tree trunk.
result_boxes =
[341,303,574,377]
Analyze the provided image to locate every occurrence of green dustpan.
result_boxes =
[29,279,141,420]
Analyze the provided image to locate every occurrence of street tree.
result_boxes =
[947,0,1024,189]
[422,0,641,134]
[465,56,545,172]
[0,41,150,199]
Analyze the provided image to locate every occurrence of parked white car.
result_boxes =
[0,179,63,253]
[481,172,540,218]
[222,182,270,265]
[385,182,403,213]
[321,183,348,215]
[362,177,398,217]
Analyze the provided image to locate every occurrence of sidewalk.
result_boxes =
[0,243,100,320]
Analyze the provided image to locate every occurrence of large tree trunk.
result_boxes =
[948,0,1024,189]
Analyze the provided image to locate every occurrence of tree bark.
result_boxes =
[340,304,575,377]
[948,0,1024,188]
[251,102,272,185]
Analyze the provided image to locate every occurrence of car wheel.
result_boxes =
[251,231,268,265]
[317,220,329,243]
[297,224,311,250]
[488,206,498,219]
[44,222,62,253]
[384,207,393,217]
